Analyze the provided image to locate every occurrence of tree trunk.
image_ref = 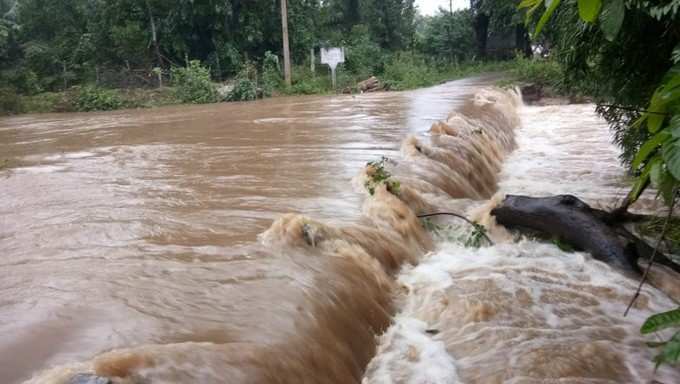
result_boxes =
[491,195,680,275]
[473,12,489,59]
[515,24,532,58]
[145,0,163,70]
[447,0,454,62]
[280,0,292,87]
[62,61,68,90]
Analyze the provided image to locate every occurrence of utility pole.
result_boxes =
[446,0,454,62]
[280,0,292,87]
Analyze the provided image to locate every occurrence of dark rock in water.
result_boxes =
[69,373,112,384]
[519,84,542,103]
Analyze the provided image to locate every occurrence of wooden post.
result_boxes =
[310,48,315,73]
[62,61,68,90]
[280,0,292,87]
[331,67,336,89]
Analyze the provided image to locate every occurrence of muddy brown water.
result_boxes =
[0,78,490,383]
[2,77,678,384]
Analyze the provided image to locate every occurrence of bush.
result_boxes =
[227,78,258,101]
[74,86,123,112]
[171,60,219,104]
[344,25,386,79]
[381,53,439,90]
[261,51,282,97]
[227,61,259,101]
[0,87,23,115]
[510,55,563,88]
[22,92,70,113]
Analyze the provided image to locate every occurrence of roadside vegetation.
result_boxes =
[0,0,541,115]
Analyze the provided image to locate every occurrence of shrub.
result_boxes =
[75,86,123,112]
[227,61,259,101]
[381,53,438,90]
[261,51,282,97]
[22,92,69,113]
[510,55,563,88]
[227,78,258,101]
[344,25,386,79]
[284,66,331,95]
[0,87,23,115]
[171,60,219,104]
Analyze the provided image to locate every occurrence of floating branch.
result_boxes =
[417,212,494,246]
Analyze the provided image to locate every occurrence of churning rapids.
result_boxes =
[1,77,678,384]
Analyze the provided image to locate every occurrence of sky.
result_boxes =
[415,0,469,16]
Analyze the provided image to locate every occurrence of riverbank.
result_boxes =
[0,58,560,116]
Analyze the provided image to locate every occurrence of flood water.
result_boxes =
[1,77,678,384]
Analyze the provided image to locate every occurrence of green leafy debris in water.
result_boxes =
[465,223,489,248]
[551,237,575,252]
[364,157,400,196]
[421,218,489,248]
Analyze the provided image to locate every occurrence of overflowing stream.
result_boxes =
[0,77,678,383]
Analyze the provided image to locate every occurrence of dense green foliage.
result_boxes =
[0,0,418,92]
[0,0,537,115]
[418,9,475,61]
[75,86,124,111]
[171,60,219,104]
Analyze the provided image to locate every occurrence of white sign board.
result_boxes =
[320,47,345,88]
[320,47,345,70]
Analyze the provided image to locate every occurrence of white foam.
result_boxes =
[362,316,460,384]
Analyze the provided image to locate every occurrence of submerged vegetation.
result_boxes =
[364,157,400,196]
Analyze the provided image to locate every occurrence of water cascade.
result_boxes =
[23,88,680,384]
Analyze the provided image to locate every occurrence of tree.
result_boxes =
[470,0,528,58]
[420,8,475,61]
[361,0,416,50]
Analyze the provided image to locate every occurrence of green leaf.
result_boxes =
[631,130,671,170]
[641,308,680,334]
[663,138,680,180]
[650,160,664,187]
[660,79,680,104]
[534,0,562,37]
[648,91,668,133]
[524,0,544,27]
[658,169,677,205]
[647,340,669,348]
[599,0,625,41]
[654,331,680,369]
[518,0,541,9]
[629,155,659,202]
[578,0,602,22]
[670,115,680,138]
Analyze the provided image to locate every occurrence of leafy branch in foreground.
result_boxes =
[641,307,680,369]
[520,0,680,370]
